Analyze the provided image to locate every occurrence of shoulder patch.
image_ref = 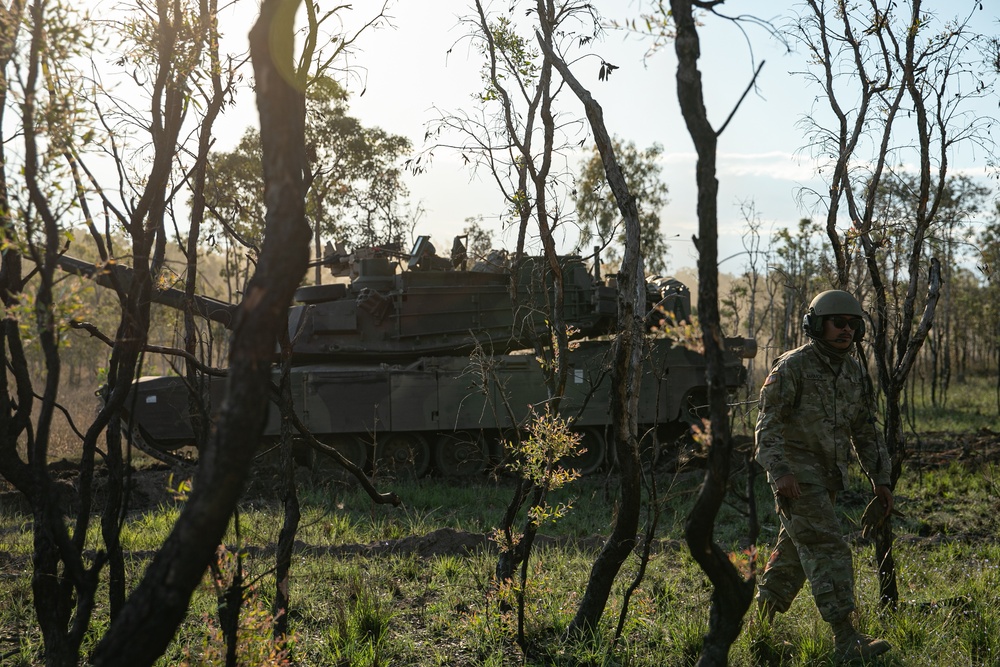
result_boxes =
[763,373,778,386]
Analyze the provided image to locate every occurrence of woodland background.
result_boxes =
[1,0,1000,665]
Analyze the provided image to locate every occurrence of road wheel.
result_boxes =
[374,433,431,480]
[434,431,488,477]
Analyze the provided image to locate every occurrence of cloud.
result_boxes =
[659,150,822,183]
[719,152,821,182]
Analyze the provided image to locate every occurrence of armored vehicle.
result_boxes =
[60,235,756,477]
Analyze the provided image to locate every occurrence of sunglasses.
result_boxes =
[827,316,862,331]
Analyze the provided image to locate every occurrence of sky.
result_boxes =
[127,0,1000,273]
[335,0,820,269]
[312,0,1000,272]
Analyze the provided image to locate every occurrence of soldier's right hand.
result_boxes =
[775,473,801,499]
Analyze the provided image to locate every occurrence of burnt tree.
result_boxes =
[671,0,756,664]
[90,0,311,663]
[534,11,646,636]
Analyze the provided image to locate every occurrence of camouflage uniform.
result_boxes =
[755,340,890,623]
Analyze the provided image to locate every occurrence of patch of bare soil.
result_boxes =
[0,462,185,516]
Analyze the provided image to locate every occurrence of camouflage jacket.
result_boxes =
[755,340,891,490]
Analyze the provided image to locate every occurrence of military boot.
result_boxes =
[831,616,891,664]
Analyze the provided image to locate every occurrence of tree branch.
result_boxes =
[715,60,764,136]
[287,410,400,506]
[67,320,229,377]
[893,257,942,386]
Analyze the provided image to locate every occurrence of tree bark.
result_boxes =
[873,258,942,604]
[273,331,300,645]
[90,0,309,663]
[671,2,755,664]
[0,0,31,499]
[22,3,105,662]
[535,18,645,638]
[185,0,230,450]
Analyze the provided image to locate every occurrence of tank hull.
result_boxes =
[124,338,747,476]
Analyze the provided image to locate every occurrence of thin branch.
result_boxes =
[29,391,88,443]
[67,320,229,376]
[893,258,942,386]
[715,60,764,136]
[286,409,400,506]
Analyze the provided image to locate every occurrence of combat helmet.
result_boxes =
[802,290,865,341]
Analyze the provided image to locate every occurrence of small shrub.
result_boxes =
[179,592,292,667]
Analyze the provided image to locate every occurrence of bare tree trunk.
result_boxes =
[185,0,230,449]
[515,484,551,648]
[0,0,30,498]
[873,259,942,606]
[671,2,755,664]
[928,334,938,407]
[494,478,529,585]
[208,521,244,667]
[873,384,901,605]
[535,18,645,637]
[90,1,310,663]
[21,3,108,662]
[995,328,1000,415]
[273,331,300,646]
[475,0,571,594]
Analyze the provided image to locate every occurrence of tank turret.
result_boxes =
[58,236,686,362]
[285,235,632,360]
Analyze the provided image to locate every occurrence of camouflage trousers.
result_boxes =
[756,482,855,623]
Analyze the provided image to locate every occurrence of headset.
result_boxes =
[801,290,867,342]
[802,310,866,342]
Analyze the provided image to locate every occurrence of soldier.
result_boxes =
[754,290,893,663]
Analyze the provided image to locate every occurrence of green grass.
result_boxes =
[906,373,1000,433]
[4,373,1000,665]
[6,458,999,666]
